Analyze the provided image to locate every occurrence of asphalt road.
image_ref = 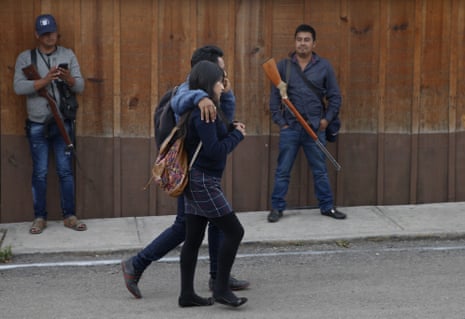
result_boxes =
[1,239,465,319]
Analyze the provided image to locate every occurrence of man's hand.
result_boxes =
[277,81,287,99]
[58,66,74,86]
[47,66,61,82]
[198,97,217,123]
[319,118,329,131]
[34,66,59,91]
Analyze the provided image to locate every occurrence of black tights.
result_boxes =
[180,212,244,300]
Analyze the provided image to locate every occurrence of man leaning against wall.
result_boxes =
[13,14,86,234]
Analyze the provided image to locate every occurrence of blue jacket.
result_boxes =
[270,52,341,131]
[185,108,243,178]
[170,78,241,177]
[170,79,235,122]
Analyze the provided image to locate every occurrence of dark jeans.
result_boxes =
[132,196,223,277]
[26,120,75,219]
[271,126,334,212]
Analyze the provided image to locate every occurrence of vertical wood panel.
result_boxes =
[263,0,275,210]
[409,0,423,203]
[154,0,194,215]
[120,0,152,137]
[118,0,152,217]
[384,0,415,132]
[447,0,459,201]
[1,0,36,135]
[377,1,388,204]
[420,0,450,132]
[79,0,116,136]
[454,0,465,201]
[336,0,349,206]
[344,0,380,132]
[233,0,271,208]
[416,0,450,203]
[383,1,416,204]
[341,0,380,205]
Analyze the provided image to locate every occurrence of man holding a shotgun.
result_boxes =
[13,14,86,234]
[267,24,346,223]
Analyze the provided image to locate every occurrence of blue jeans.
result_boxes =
[271,126,334,212]
[132,196,223,277]
[26,120,75,219]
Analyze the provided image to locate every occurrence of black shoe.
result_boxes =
[178,294,214,307]
[267,209,283,223]
[321,208,346,220]
[209,276,250,291]
[121,257,143,298]
[213,294,248,308]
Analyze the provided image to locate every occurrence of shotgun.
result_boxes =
[22,64,74,150]
[262,58,341,171]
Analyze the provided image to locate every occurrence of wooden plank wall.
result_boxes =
[1,0,464,222]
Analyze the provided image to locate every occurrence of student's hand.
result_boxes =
[198,97,217,123]
[233,121,246,136]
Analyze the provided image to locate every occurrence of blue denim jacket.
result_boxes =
[270,52,341,131]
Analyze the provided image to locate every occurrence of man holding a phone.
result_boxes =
[13,14,86,234]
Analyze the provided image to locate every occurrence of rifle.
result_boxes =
[262,58,341,171]
[22,64,74,150]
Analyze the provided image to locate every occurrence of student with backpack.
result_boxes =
[178,60,247,308]
[121,45,249,301]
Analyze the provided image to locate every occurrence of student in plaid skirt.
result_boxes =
[178,60,248,308]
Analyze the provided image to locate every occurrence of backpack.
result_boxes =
[55,80,79,120]
[150,112,202,197]
[154,86,179,149]
[152,126,189,197]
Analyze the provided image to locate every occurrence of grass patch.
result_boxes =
[0,245,12,263]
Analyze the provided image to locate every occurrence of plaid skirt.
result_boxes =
[184,167,232,218]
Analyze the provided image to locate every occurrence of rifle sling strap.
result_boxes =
[30,49,59,103]
[286,58,324,102]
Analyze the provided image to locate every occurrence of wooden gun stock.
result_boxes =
[262,57,283,87]
[22,64,74,150]
[262,58,341,171]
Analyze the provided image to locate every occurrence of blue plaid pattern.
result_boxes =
[185,168,232,218]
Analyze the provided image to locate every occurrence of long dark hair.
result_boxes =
[188,60,224,104]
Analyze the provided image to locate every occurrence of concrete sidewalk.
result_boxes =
[1,202,465,255]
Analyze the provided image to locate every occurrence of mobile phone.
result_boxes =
[58,63,68,69]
